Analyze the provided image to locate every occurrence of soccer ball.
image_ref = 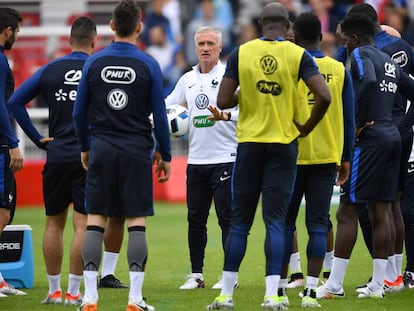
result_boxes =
[166,104,189,137]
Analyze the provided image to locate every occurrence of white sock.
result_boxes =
[385,255,396,282]
[325,257,349,291]
[265,274,280,297]
[323,251,334,272]
[221,271,237,296]
[371,258,387,290]
[67,274,82,296]
[395,253,403,277]
[129,271,144,302]
[289,252,302,274]
[101,251,119,278]
[83,271,99,303]
[47,274,61,294]
[305,276,319,289]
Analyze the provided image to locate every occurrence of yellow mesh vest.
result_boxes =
[237,39,307,144]
[296,55,345,165]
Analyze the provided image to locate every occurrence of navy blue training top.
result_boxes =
[337,31,414,128]
[0,46,19,152]
[8,51,89,162]
[349,44,414,145]
[73,41,171,162]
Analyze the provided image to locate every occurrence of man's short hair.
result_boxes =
[113,0,142,37]
[0,8,22,32]
[71,16,97,46]
[293,13,321,42]
[341,13,375,39]
[194,26,222,45]
[348,3,378,23]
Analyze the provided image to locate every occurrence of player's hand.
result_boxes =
[9,147,23,172]
[336,161,350,186]
[152,151,162,165]
[294,120,310,137]
[81,151,89,171]
[207,105,229,121]
[156,160,170,183]
[39,137,54,149]
[355,121,374,138]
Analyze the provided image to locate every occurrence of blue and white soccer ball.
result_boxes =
[166,104,189,137]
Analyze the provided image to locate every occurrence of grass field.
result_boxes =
[0,202,412,311]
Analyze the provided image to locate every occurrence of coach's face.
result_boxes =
[195,31,222,67]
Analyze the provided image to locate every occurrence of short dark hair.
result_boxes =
[113,0,141,37]
[341,13,375,39]
[0,8,23,32]
[293,13,321,42]
[348,3,378,23]
[70,16,97,46]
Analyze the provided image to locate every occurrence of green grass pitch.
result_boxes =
[0,202,412,310]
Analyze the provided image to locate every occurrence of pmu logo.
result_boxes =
[391,51,408,67]
[260,55,277,75]
[256,80,282,96]
[195,94,209,109]
[107,88,128,110]
[101,66,136,84]
[64,69,82,85]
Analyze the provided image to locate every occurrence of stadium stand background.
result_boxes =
[1,0,413,205]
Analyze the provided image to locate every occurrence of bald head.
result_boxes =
[260,2,289,25]
[259,2,290,36]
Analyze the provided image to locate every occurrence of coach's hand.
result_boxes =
[81,151,89,171]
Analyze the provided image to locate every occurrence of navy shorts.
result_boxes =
[0,153,16,223]
[341,141,401,203]
[232,142,298,226]
[86,137,154,218]
[42,162,86,216]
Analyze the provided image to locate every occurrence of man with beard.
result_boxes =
[0,7,25,297]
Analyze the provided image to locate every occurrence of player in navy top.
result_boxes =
[346,3,414,289]
[318,13,414,299]
[0,7,26,298]
[73,1,170,310]
[8,16,127,304]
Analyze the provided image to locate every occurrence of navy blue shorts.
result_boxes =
[86,137,154,218]
[42,162,86,216]
[0,153,16,223]
[286,163,337,231]
[231,142,298,226]
[341,141,401,203]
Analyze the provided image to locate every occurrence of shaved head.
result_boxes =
[260,2,289,25]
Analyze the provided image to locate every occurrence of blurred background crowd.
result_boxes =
[136,0,414,97]
[3,0,414,101]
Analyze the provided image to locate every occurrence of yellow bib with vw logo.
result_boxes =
[296,56,345,165]
[237,39,305,143]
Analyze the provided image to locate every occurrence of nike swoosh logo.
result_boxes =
[408,168,414,173]
[220,175,231,181]
[189,83,196,89]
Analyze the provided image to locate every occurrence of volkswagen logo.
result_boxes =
[195,94,209,109]
[260,55,277,75]
[107,88,128,110]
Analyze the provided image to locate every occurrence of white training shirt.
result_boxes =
[165,61,238,165]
